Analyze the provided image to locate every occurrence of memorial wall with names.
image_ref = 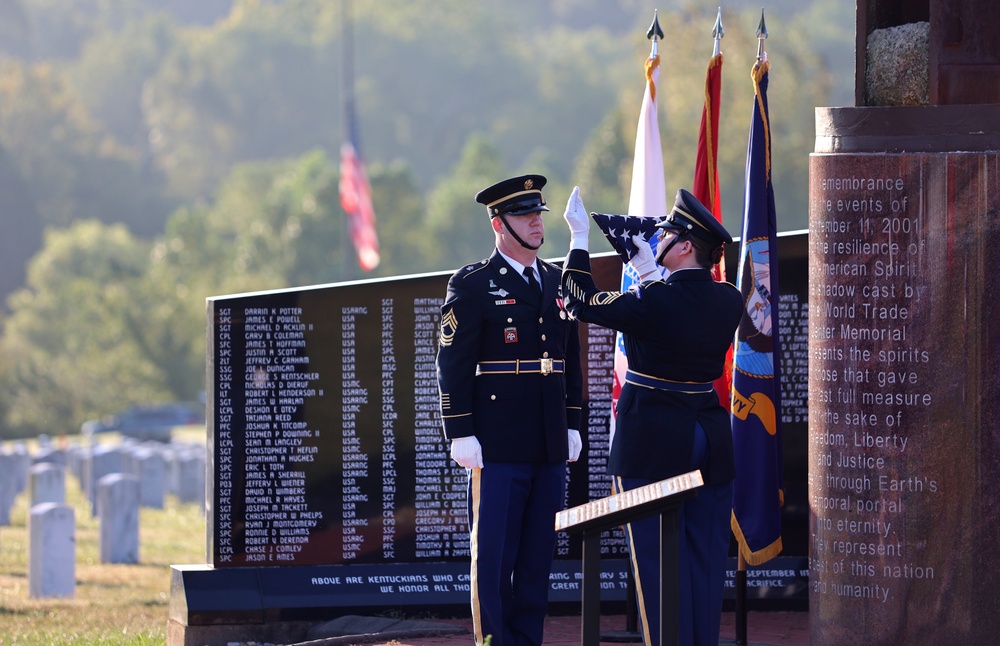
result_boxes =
[201,243,811,612]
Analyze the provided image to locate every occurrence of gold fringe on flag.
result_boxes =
[751,59,772,183]
[731,506,784,566]
[703,53,723,212]
[645,54,660,102]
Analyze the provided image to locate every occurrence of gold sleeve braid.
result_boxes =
[563,271,588,303]
[564,269,625,307]
[589,292,624,306]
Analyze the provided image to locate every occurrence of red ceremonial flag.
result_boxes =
[692,52,732,407]
[339,139,380,272]
[692,53,723,233]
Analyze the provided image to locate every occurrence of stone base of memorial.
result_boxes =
[808,104,1000,644]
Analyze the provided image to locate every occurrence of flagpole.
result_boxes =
[713,6,723,57]
[647,9,663,57]
[735,12,773,646]
[340,0,355,281]
[736,550,747,645]
[756,8,768,62]
[337,0,380,274]
[728,16,747,646]
[599,11,664,645]
[696,8,734,417]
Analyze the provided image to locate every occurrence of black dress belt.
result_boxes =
[476,359,565,376]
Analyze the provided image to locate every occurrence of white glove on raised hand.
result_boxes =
[567,429,582,462]
[450,436,483,469]
[629,233,658,279]
[563,186,590,251]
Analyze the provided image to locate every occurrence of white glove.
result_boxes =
[567,429,582,462]
[563,186,590,251]
[450,436,483,469]
[629,233,658,279]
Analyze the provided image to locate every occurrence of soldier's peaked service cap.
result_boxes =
[656,188,733,245]
[476,174,550,217]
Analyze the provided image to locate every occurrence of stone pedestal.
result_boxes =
[808,104,1000,644]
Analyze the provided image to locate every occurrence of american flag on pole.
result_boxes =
[692,44,731,408]
[609,26,668,439]
[730,55,784,566]
[339,136,380,272]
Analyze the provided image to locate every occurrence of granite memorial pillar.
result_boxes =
[808,1,1000,643]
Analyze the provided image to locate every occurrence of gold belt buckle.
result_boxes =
[540,358,553,375]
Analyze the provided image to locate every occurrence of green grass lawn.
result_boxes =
[0,435,207,645]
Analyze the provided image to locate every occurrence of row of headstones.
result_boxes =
[0,439,207,521]
[0,438,208,598]
[71,441,208,514]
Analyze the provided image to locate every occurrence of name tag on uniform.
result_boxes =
[490,288,514,306]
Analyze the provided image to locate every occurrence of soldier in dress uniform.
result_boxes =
[560,185,743,646]
[436,174,584,646]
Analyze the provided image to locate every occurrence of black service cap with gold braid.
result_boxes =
[656,188,733,245]
[475,174,550,217]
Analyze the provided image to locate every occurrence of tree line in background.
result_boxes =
[0,0,852,439]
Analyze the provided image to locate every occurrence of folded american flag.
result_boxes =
[590,212,664,264]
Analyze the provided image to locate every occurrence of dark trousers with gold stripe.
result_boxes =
[613,424,733,646]
[467,462,565,646]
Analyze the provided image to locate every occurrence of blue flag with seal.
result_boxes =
[730,56,784,566]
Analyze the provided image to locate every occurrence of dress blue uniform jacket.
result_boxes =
[561,248,742,484]
[437,248,583,462]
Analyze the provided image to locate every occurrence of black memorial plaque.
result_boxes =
[209,274,471,568]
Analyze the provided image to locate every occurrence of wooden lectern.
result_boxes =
[555,471,703,646]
